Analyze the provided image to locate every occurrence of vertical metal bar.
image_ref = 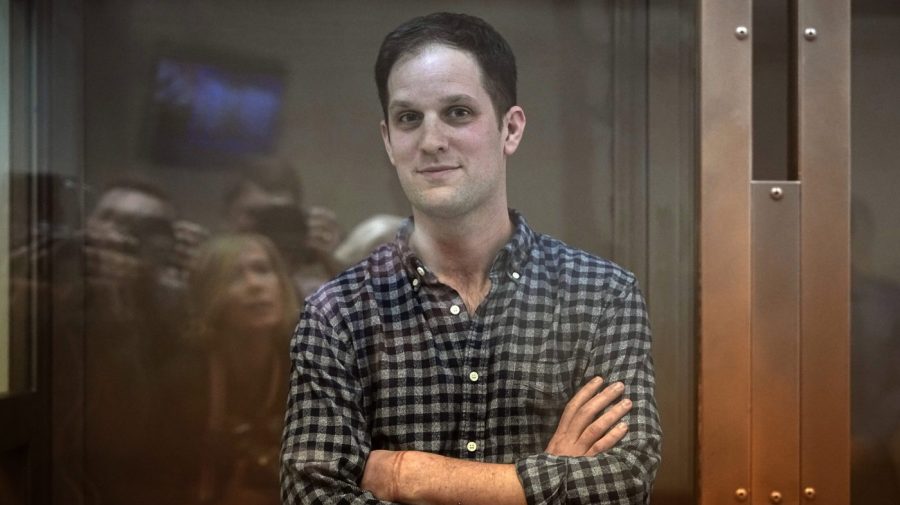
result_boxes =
[796,1,851,504]
[751,182,801,505]
[0,0,11,396]
[698,1,752,503]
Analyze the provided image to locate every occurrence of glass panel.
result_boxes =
[851,1,900,503]
[81,1,694,503]
[0,0,9,396]
[752,0,797,181]
[3,0,36,397]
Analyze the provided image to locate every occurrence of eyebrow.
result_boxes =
[387,94,476,112]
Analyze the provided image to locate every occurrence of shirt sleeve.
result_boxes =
[280,301,389,505]
[514,279,662,505]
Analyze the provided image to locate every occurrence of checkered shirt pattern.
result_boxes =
[281,211,661,504]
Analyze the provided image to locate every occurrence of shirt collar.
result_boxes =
[394,209,534,284]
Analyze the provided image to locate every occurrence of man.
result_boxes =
[225,156,345,297]
[81,179,202,505]
[281,12,661,505]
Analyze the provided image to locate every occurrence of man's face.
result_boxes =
[87,188,175,244]
[86,187,176,266]
[380,44,525,220]
[227,182,296,232]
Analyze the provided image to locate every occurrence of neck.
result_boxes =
[410,205,513,311]
[219,328,274,372]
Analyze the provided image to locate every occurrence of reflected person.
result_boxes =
[281,12,660,505]
[82,178,196,505]
[186,234,299,505]
[851,200,900,503]
[225,157,344,298]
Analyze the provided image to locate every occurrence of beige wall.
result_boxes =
[85,0,614,256]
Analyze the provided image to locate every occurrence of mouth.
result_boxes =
[417,165,460,175]
[245,300,275,312]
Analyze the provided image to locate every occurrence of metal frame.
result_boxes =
[797,1,851,502]
[699,1,850,503]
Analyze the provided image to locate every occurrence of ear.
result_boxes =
[501,106,526,156]
[380,119,396,166]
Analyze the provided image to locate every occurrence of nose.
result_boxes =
[241,270,267,291]
[419,115,448,154]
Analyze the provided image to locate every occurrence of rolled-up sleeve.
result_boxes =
[280,302,389,505]
[514,280,662,505]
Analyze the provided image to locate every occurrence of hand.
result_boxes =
[305,206,343,257]
[84,225,142,285]
[360,449,403,502]
[172,220,210,273]
[544,377,631,457]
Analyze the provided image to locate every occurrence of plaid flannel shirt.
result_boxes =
[281,211,661,504]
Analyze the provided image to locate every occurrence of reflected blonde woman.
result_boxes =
[188,233,299,505]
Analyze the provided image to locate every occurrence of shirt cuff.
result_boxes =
[515,453,569,505]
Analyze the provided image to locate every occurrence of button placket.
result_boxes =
[459,302,488,460]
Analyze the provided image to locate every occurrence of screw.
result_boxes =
[770,187,784,200]
[770,490,783,504]
[735,488,748,501]
[735,26,750,40]
[804,27,818,41]
[804,487,816,500]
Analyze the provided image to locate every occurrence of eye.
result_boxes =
[447,106,472,120]
[248,257,274,276]
[396,111,421,125]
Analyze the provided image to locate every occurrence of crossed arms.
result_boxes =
[281,282,661,505]
[358,377,633,505]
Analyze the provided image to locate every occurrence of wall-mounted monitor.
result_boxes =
[145,51,286,167]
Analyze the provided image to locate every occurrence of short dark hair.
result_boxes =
[375,12,517,122]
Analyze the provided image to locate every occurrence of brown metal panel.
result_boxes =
[751,182,801,505]
[796,1,851,504]
[699,1,752,504]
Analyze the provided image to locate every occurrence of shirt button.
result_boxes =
[468,371,479,382]
[416,266,426,276]
[511,271,521,280]
[412,278,420,287]
[449,304,461,315]
[466,441,477,452]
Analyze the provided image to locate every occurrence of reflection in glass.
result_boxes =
[184,234,298,505]
[81,1,695,503]
[852,2,900,502]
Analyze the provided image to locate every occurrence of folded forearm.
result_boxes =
[369,450,527,505]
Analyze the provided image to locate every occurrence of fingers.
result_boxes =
[172,220,210,270]
[546,377,632,457]
[586,421,629,456]
[306,207,343,254]
[557,376,607,429]
[578,396,632,453]
[567,381,625,442]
